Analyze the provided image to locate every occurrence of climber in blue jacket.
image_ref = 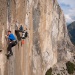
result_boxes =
[5,31,17,57]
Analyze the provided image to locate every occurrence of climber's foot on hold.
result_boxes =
[5,53,13,59]
[0,49,2,52]
[5,54,10,59]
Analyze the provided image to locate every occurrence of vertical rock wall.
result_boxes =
[0,0,7,75]
[0,0,74,75]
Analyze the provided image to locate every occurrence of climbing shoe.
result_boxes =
[5,53,13,59]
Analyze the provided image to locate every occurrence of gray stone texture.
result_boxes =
[0,0,75,75]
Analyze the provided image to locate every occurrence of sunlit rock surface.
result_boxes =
[0,0,74,75]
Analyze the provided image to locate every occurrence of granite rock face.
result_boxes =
[0,0,74,75]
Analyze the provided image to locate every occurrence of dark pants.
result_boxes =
[7,41,17,55]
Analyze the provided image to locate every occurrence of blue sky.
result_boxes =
[57,0,75,24]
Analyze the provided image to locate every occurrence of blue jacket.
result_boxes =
[8,33,16,41]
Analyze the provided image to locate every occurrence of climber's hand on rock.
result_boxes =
[5,35,8,38]
[10,42,12,43]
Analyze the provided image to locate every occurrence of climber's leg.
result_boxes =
[7,42,13,55]
[6,41,17,59]
[6,42,13,59]
[7,41,17,55]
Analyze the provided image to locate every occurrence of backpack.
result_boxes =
[25,32,28,38]
[22,31,28,39]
